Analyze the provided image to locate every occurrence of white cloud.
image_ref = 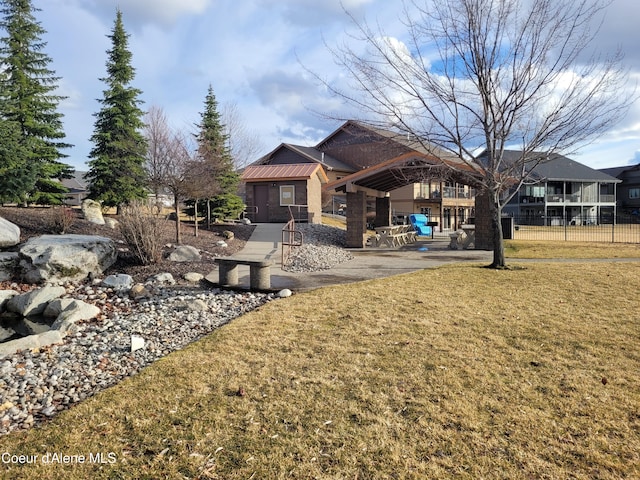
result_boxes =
[88,0,213,27]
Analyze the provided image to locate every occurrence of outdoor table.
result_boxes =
[374,225,414,247]
[461,225,476,249]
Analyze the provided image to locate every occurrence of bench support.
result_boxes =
[215,258,273,290]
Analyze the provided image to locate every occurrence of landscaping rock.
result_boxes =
[129,283,150,300]
[104,217,119,229]
[168,245,201,262]
[51,300,101,335]
[184,272,204,283]
[18,234,117,284]
[147,272,175,285]
[0,217,20,248]
[0,253,19,282]
[0,290,18,312]
[6,286,66,317]
[278,289,293,298]
[42,298,77,318]
[102,273,134,291]
[81,199,105,225]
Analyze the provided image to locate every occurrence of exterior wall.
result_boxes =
[618,167,640,213]
[306,175,324,224]
[267,149,314,165]
[245,180,309,223]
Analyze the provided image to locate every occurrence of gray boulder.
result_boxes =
[102,273,134,290]
[168,245,201,262]
[184,272,204,283]
[42,298,77,318]
[0,252,19,282]
[0,290,18,312]
[0,217,20,248]
[51,299,100,335]
[81,199,105,225]
[6,285,66,317]
[19,234,117,283]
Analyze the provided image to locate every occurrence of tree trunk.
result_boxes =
[174,195,181,245]
[489,192,506,268]
[194,198,199,237]
[207,199,211,229]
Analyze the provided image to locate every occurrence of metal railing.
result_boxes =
[281,207,304,266]
[510,214,640,243]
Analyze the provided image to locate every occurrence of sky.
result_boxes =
[30,0,640,172]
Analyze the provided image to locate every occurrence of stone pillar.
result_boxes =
[346,190,367,248]
[474,190,493,250]
[374,196,391,227]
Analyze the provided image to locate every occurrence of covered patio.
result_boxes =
[324,151,492,249]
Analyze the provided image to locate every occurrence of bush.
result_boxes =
[49,206,76,234]
[118,201,166,265]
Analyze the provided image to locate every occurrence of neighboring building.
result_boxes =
[599,164,640,217]
[485,151,620,225]
[241,163,328,223]
[60,170,89,206]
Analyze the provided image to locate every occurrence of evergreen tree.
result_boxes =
[192,85,241,222]
[87,9,147,210]
[0,0,72,205]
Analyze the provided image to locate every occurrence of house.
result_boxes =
[60,170,89,206]
[246,121,478,228]
[485,151,621,225]
[599,164,640,218]
[241,163,328,223]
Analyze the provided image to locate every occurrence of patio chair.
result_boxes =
[409,214,432,236]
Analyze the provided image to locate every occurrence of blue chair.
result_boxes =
[409,214,432,236]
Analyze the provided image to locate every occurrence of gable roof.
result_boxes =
[476,150,620,183]
[242,163,329,183]
[253,143,353,172]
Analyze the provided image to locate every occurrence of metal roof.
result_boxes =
[242,163,329,183]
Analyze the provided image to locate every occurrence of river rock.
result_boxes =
[81,199,105,225]
[147,272,175,285]
[6,285,66,316]
[18,234,117,284]
[184,272,204,283]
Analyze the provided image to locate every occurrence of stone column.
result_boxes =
[346,190,367,248]
[474,190,493,250]
[374,196,391,227]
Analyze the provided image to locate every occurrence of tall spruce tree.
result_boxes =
[0,0,72,205]
[192,85,242,222]
[87,9,147,210]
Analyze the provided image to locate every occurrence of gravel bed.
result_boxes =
[282,224,354,273]
[0,282,276,436]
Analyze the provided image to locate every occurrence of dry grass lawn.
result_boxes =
[1,256,639,479]
[505,240,640,259]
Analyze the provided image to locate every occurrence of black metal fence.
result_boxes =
[507,214,640,244]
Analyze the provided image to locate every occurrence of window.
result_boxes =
[629,188,640,199]
[279,185,295,206]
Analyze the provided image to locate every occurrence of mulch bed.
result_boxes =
[0,206,255,284]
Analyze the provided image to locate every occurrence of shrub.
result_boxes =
[118,200,166,265]
[49,206,76,234]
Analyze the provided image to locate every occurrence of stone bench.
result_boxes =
[214,257,273,290]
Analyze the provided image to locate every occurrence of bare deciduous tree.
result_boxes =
[323,0,633,267]
[222,101,265,169]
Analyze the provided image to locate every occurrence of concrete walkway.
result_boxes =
[211,223,493,292]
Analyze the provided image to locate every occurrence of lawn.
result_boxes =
[0,254,639,478]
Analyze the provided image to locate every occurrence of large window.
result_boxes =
[629,187,640,199]
[279,185,295,206]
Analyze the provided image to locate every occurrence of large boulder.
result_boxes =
[0,252,19,282]
[6,285,66,317]
[81,199,105,225]
[18,235,117,284]
[0,217,20,248]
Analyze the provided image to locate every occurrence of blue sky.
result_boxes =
[34,0,640,171]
